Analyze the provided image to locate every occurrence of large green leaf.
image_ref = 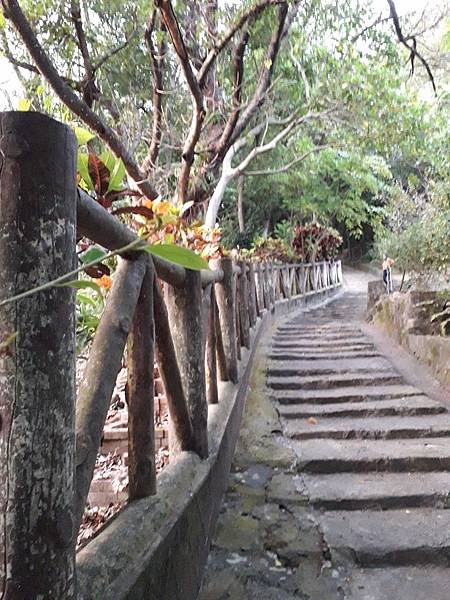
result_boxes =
[107,158,126,192]
[79,247,107,264]
[77,152,94,190]
[144,243,209,271]
[74,126,95,146]
[100,149,116,174]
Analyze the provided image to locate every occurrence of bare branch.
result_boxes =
[244,144,331,176]
[197,0,284,86]
[141,10,166,175]
[92,30,136,72]
[155,0,206,203]
[2,0,158,199]
[387,0,436,93]
[230,3,289,145]
[351,13,391,43]
[213,28,249,161]
[70,0,97,107]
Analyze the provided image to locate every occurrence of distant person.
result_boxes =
[382,253,395,293]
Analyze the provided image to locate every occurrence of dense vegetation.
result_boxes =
[1,0,449,290]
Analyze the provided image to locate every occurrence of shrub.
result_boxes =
[292,222,343,262]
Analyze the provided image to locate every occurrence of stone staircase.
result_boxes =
[268,292,450,599]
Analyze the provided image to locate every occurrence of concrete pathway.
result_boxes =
[198,270,450,599]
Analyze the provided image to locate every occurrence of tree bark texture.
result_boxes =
[247,262,258,327]
[75,256,146,532]
[211,258,238,384]
[153,281,194,456]
[237,261,250,349]
[205,287,219,405]
[0,112,77,599]
[165,270,208,459]
[127,266,156,500]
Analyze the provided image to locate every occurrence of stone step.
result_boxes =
[277,325,361,333]
[319,509,450,567]
[272,384,422,405]
[270,350,382,361]
[272,341,376,350]
[278,396,445,419]
[285,414,450,441]
[273,334,367,343]
[349,567,450,600]
[304,471,450,510]
[295,437,450,473]
[267,357,391,377]
[268,371,403,391]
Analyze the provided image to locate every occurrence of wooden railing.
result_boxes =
[0,112,342,597]
[76,190,343,514]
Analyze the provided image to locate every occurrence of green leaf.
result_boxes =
[57,279,102,294]
[77,152,94,190]
[107,158,125,192]
[100,149,116,174]
[17,98,31,111]
[144,243,209,271]
[79,247,107,264]
[0,12,5,29]
[74,126,95,146]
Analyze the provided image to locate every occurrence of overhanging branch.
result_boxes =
[1,0,158,199]
[387,0,436,93]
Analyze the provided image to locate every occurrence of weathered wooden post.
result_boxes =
[205,286,219,405]
[268,262,276,307]
[165,270,208,459]
[237,260,250,349]
[211,257,238,383]
[262,262,270,309]
[247,262,258,326]
[255,262,265,313]
[127,266,156,500]
[153,281,194,455]
[0,112,77,598]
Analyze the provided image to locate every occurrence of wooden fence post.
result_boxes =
[237,260,250,349]
[0,112,77,597]
[255,262,265,313]
[127,266,156,500]
[205,286,219,405]
[247,262,258,326]
[211,257,238,383]
[153,282,195,455]
[165,270,208,459]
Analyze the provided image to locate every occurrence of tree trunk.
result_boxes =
[0,112,77,598]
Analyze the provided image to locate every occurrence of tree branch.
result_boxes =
[92,30,136,72]
[70,0,98,107]
[141,10,166,175]
[155,0,206,202]
[2,0,158,199]
[230,2,288,145]
[387,0,436,93]
[197,0,284,86]
[244,144,331,176]
[213,28,249,162]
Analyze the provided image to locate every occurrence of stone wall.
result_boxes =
[371,289,450,386]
